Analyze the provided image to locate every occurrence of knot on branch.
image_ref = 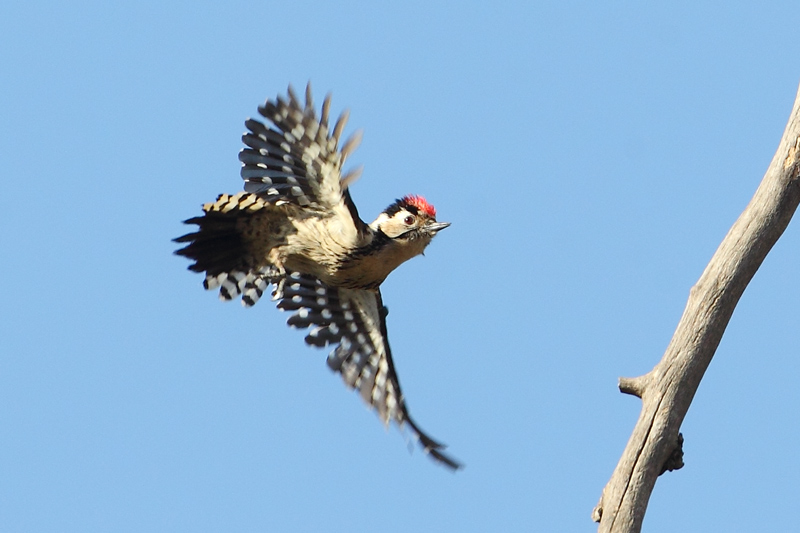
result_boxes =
[618,375,648,398]
[591,502,602,523]
[659,433,684,475]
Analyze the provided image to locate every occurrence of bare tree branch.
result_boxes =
[593,84,800,533]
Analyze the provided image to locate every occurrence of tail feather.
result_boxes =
[174,193,279,303]
[174,210,248,276]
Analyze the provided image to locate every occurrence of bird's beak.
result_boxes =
[426,221,451,234]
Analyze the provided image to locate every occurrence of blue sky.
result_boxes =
[2,1,799,531]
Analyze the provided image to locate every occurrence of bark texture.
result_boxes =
[593,84,800,532]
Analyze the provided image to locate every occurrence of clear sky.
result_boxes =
[2,1,799,531]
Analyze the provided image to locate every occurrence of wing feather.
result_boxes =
[274,272,461,470]
[239,84,366,233]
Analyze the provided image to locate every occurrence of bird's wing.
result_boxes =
[238,84,366,232]
[275,271,461,470]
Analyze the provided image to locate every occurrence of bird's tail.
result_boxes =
[174,192,279,306]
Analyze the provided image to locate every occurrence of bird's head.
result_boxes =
[370,195,450,249]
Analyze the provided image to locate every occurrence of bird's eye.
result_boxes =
[403,215,415,225]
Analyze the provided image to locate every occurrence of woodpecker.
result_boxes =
[174,84,460,470]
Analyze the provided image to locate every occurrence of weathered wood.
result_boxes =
[593,84,800,532]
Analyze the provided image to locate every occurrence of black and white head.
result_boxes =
[370,195,450,252]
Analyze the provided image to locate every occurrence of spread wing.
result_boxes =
[276,271,461,470]
[177,84,370,303]
[238,83,366,231]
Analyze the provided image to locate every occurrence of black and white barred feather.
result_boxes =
[275,272,459,469]
[239,84,364,214]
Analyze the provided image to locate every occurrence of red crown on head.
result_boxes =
[402,194,436,217]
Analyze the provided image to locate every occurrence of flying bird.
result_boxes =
[174,84,460,469]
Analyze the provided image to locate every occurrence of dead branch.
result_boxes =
[593,84,800,532]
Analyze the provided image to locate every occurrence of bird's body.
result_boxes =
[174,84,460,469]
